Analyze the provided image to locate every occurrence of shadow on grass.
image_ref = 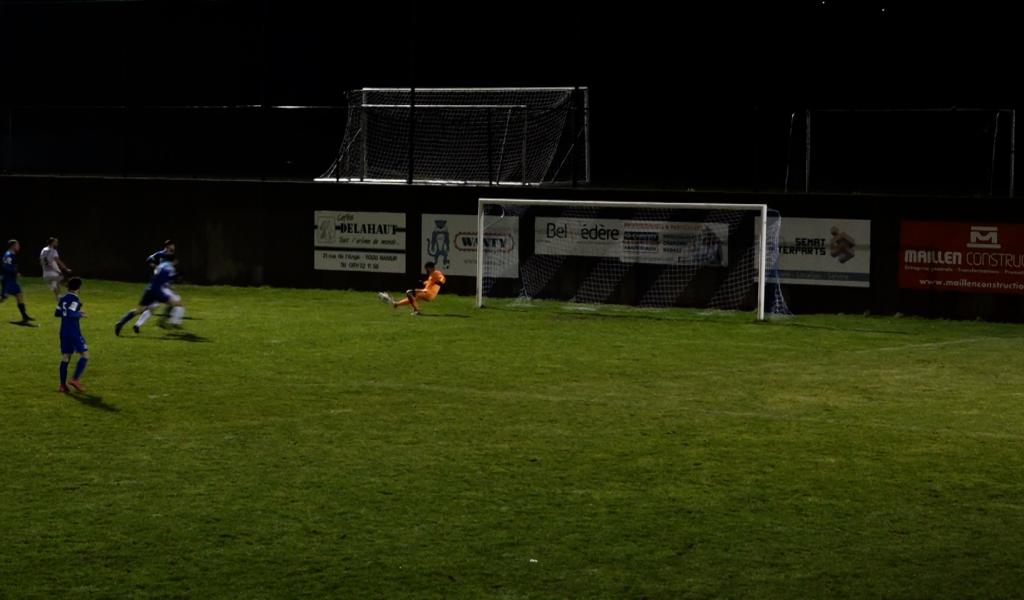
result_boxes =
[544,310,749,325]
[68,391,119,412]
[777,321,914,336]
[159,331,213,343]
[417,313,471,319]
[9,320,39,327]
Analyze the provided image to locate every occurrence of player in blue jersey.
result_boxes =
[1,239,35,323]
[146,239,176,271]
[114,255,186,335]
[55,277,89,393]
[145,240,176,323]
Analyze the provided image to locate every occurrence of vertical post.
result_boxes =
[407,6,416,184]
[757,204,768,322]
[260,105,270,182]
[487,108,494,185]
[1010,109,1017,198]
[476,199,485,307]
[521,107,529,185]
[408,87,416,184]
[804,109,812,193]
[260,0,271,181]
[784,112,796,193]
[583,87,591,183]
[571,86,579,187]
[989,111,1001,196]
[359,90,368,181]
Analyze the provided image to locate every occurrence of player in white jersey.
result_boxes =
[40,237,73,300]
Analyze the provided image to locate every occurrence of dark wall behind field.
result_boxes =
[3,175,1024,322]
[1,1,1019,193]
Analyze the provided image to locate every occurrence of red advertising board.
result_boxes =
[900,221,1024,294]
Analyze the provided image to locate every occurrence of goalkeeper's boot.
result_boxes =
[114,321,125,336]
[133,325,141,334]
[58,384,69,394]
[68,379,85,393]
[377,292,394,306]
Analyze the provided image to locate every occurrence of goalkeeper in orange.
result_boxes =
[379,262,446,315]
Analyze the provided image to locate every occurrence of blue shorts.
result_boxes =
[60,335,88,355]
[139,287,170,307]
[1,278,20,298]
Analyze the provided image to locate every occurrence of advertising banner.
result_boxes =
[314,211,406,273]
[535,217,729,266]
[765,217,871,287]
[899,221,1024,294]
[422,214,520,278]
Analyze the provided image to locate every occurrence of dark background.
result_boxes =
[1,0,1018,194]
[1,0,1022,319]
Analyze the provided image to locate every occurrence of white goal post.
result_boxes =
[476,198,782,321]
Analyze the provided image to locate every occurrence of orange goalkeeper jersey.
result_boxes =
[422,269,445,298]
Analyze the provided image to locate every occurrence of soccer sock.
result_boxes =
[135,309,152,327]
[18,303,28,319]
[73,357,88,380]
[170,306,185,325]
[59,360,69,385]
[117,310,135,326]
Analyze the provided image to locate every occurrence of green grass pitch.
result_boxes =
[2,278,1023,598]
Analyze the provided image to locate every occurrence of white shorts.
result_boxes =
[43,273,63,291]
[163,286,181,304]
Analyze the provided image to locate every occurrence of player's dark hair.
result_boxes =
[67,277,82,291]
[47,237,57,245]
[164,239,174,248]
[425,262,435,269]
[7,239,17,248]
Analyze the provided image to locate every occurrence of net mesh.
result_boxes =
[321,88,583,184]
[479,201,790,317]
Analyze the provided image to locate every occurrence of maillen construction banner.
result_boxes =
[899,221,1024,294]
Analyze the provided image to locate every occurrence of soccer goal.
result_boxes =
[317,87,589,185]
[789,108,1016,196]
[475,199,789,321]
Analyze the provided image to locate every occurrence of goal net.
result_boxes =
[800,108,1016,196]
[317,87,589,185]
[475,199,790,320]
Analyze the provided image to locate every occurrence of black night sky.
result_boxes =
[0,0,1018,192]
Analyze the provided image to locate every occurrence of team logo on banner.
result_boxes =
[422,214,519,278]
[426,219,451,269]
[762,217,871,287]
